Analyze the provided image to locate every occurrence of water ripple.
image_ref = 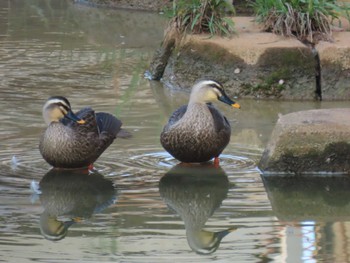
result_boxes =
[90,147,258,176]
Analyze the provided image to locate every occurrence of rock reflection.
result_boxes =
[262,176,350,262]
[262,176,350,220]
[38,169,116,241]
[159,163,236,254]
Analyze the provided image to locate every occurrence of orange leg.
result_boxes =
[88,163,94,171]
[214,157,220,167]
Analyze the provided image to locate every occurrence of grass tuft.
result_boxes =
[251,0,350,42]
[165,0,235,37]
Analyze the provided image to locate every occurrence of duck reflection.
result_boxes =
[159,163,236,254]
[39,168,116,241]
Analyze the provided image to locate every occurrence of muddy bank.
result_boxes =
[72,0,253,13]
[149,17,350,101]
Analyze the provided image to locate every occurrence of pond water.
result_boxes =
[1,1,350,263]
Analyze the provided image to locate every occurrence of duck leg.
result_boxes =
[214,157,220,167]
[88,164,94,171]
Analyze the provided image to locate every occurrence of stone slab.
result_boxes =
[259,108,350,175]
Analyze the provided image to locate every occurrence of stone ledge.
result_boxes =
[158,17,350,100]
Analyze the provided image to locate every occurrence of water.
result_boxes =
[1,1,350,262]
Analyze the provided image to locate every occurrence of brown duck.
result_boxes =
[39,96,122,169]
[160,80,240,165]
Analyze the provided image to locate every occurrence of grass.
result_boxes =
[251,0,350,42]
[165,0,235,37]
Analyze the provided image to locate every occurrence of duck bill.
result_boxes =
[217,227,238,240]
[218,95,241,109]
[63,220,76,228]
[63,217,82,229]
[66,110,85,124]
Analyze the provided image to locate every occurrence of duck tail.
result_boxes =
[96,112,122,138]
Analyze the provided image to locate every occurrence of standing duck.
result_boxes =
[39,96,122,169]
[160,80,240,165]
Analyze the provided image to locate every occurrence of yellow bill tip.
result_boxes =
[77,119,85,125]
[73,217,83,223]
[232,103,241,109]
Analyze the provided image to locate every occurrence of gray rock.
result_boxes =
[259,108,350,175]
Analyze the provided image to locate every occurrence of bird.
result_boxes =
[160,80,240,165]
[39,96,122,169]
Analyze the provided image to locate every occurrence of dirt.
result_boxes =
[72,0,254,13]
[73,0,172,11]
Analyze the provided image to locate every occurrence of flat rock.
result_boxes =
[258,108,350,175]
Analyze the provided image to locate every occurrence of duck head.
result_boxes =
[187,227,237,254]
[190,80,240,109]
[39,211,81,241]
[42,96,85,125]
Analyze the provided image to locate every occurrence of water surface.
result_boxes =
[1,1,350,262]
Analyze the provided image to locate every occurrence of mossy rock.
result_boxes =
[259,108,350,175]
[162,38,318,99]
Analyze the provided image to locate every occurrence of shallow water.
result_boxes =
[1,1,350,263]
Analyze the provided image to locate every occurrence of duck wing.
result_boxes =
[95,112,122,155]
[96,112,122,138]
[164,105,187,130]
[207,103,231,134]
[62,108,122,151]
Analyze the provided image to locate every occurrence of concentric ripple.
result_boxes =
[92,145,259,177]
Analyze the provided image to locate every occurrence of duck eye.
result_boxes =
[209,82,223,89]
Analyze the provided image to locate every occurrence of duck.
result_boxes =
[39,96,122,169]
[160,80,240,165]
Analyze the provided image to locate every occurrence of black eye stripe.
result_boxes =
[47,96,71,108]
[59,103,70,112]
[209,85,226,96]
[217,87,225,94]
[209,83,222,89]
[208,82,224,93]
[47,102,70,113]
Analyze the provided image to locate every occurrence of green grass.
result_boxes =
[251,0,350,42]
[166,0,235,37]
